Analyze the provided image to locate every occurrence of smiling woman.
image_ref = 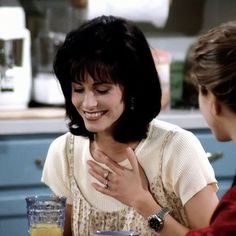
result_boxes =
[41,15,218,236]
[71,76,124,134]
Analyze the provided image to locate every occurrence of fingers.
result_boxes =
[104,179,109,189]
[88,167,115,196]
[125,147,139,173]
[91,182,114,197]
[103,169,110,179]
[91,181,110,194]
[126,147,149,189]
[88,147,139,177]
[87,147,142,192]
[92,149,112,164]
[93,149,125,175]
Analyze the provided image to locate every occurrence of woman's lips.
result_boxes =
[83,111,106,120]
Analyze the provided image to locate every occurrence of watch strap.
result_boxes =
[148,207,171,232]
[157,207,171,219]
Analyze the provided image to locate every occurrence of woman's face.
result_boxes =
[198,87,228,141]
[198,87,213,129]
[71,75,125,135]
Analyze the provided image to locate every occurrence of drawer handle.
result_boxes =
[34,159,45,168]
[206,152,223,162]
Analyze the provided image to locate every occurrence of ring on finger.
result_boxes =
[104,179,109,189]
[103,170,110,179]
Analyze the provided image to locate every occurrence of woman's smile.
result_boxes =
[83,111,107,120]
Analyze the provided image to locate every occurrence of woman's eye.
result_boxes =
[73,88,84,93]
[96,85,112,94]
[96,89,109,94]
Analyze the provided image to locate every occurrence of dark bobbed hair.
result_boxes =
[53,15,161,142]
[190,21,236,113]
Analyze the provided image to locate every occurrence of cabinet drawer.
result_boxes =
[0,134,58,187]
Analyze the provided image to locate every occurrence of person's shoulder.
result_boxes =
[149,119,198,142]
[149,119,188,135]
[50,132,87,147]
[47,132,88,159]
[50,132,71,146]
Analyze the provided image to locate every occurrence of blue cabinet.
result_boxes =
[0,133,61,236]
[191,129,236,198]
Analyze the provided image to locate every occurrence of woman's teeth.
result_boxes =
[84,111,105,119]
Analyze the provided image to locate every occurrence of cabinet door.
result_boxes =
[192,129,236,198]
[0,136,53,186]
[0,134,60,236]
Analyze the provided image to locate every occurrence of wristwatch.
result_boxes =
[147,207,171,232]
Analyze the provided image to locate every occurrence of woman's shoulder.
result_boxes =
[147,119,202,149]
[149,118,193,138]
[49,132,88,151]
[46,133,89,167]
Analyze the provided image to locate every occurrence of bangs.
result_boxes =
[70,59,120,84]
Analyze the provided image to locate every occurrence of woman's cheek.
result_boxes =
[71,94,78,107]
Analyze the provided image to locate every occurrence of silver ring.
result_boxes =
[103,170,110,179]
[104,179,109,189]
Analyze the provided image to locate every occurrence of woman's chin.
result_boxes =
[84,124,102,133]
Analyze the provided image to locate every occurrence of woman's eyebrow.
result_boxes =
[93,81,113,86]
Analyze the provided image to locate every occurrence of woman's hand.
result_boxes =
[87,147,150,208]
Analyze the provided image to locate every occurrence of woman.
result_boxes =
[41,15,218,235]
[185,20,236,236]
[89,20,236,236]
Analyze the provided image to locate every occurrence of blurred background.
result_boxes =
[1,0,236,110]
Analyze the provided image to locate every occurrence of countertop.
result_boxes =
[0,108,208,135]
[0,108,68,135]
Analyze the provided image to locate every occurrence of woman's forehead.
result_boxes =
[73,76,113,85]
[73,66,121,84]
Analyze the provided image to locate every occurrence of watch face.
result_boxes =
[148,216,163,232]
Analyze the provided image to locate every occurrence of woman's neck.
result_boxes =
[91,133,139,162]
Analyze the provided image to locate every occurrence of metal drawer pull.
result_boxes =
[206,152,223,162]
[34,159,45,168]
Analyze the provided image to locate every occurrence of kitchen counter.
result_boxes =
[0,108,68,135]
[0,107,208,135]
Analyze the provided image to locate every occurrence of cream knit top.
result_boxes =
[42,119,217,235]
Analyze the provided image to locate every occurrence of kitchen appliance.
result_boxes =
[32,9,65,105]
[32,31,65,105]
[0,5,31,110]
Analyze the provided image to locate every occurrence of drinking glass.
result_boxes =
[25,195,66,236]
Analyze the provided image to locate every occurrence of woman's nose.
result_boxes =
[83,92,98,108]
